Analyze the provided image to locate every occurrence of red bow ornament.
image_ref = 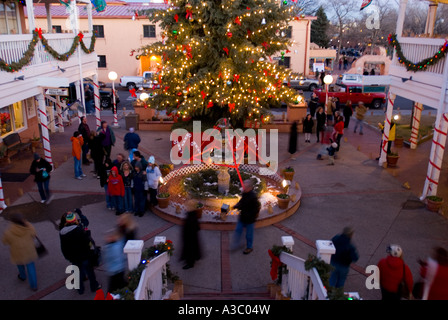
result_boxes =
[78,32,84,42]
[268,250,282,281]
[129,88,137,98]
[223,47,229,55]
[174,14,179,23]
[207,101,214,108]
[201,91,207,100]
[235,16,241,26]
[186,9,193,20]
[233,74,240,83]
[35,28,43,39]
[93,289,114,300]
[228,103,235,112]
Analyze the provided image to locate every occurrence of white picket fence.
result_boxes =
[133,251,170,300]
[279,252,328,300]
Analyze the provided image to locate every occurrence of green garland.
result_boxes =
[113,240,178,300]
[388,33,448,72]
[0,29,96,73]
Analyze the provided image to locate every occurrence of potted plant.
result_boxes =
[196,202,204,219]
[426,196,444,213]
[283,167,295,181]
[159,164,172,177]
[386,151,399,167]
[276,193,290,209]
[30,133,41,150]
[394,136,404,148]
[156,192,171,209]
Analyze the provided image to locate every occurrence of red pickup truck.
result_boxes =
[313,83,386,109]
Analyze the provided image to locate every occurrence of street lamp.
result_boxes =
[108,71,120,128]
[323,74,333,114]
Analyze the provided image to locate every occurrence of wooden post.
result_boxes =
[379,93,395,167]
[92,73,101,129]
[37,94,53,166]
[410,102,422,149]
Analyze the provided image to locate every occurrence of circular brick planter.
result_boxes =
[153,164,302,230]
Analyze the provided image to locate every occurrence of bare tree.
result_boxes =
[326,0,355,62]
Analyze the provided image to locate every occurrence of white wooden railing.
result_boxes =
[279,252,328,300]
[0,33,93,66]
[123,239,171,300]
[391,37,448,75]
[134,251,170,300]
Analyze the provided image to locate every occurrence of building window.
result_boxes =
[143,25,156,38]
[278,57,291,69]
[285,26,292,39]
[98,55,107,68]
[0,101,25,137]
[0,2,20,35]
[52,25,62,33]
[93,25,104,38]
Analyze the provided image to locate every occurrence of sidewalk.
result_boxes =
[0,111,447,300]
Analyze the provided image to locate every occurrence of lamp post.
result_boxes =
[323,74,333,114]
[108,71,119,128]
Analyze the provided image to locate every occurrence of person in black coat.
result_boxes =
[343,101,353,129]
[303,114,314,143]
[78,116,91,165]
[29,153,53,204]
[315,107,326,143]
[88,131,104,178]
[231,180,261,255]
[288,121,298,160]
[329,227,359,289]
[98,158,113,210]
[181,201,202,270]
[59,211,101,294]
[308,92,319,118]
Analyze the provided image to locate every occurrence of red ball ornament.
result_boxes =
[227,32,232,38]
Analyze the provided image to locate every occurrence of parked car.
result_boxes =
[67,82,120,109]
[284,75,320,91]
[313,83,386,109]
[119,71,160,90]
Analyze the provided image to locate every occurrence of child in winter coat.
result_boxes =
[107,167,125,215]
[303,114,314,143]
[103,229,127,293]
[132,163,147,217]
[326,141,338,165]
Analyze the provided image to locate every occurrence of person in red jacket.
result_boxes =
[333,115,344,152]
[107,166,125,215]
[419,246,448,300]
[377,244,413,300]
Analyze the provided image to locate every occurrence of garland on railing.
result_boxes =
[388,33,448,72]
[0,28,97,73]
[112,240,178,300]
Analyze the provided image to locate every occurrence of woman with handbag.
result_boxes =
[377,244,413,300]
[2,213,40,291]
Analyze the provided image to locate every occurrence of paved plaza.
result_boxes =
[0,109,447,301]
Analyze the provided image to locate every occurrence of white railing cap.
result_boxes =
[154,236,166,245]
[281,236,295,247]
[124,240,144,253]
[316,240,336,254]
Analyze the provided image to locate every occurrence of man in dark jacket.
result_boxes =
[29,153,53,204]
[231,180,261,255]
[123,127,141,158]
[78,116,91,165]
[329,227,359,288]
[59,212,101,294]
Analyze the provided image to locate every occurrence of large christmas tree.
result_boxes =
[136,0,301,128]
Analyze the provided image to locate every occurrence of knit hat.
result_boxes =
[148,156,155,164]
[34,153,40,160]
[65,212,78,225]
[387,244,403,258]
[331,142,338,148]
[129,127,135,133]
